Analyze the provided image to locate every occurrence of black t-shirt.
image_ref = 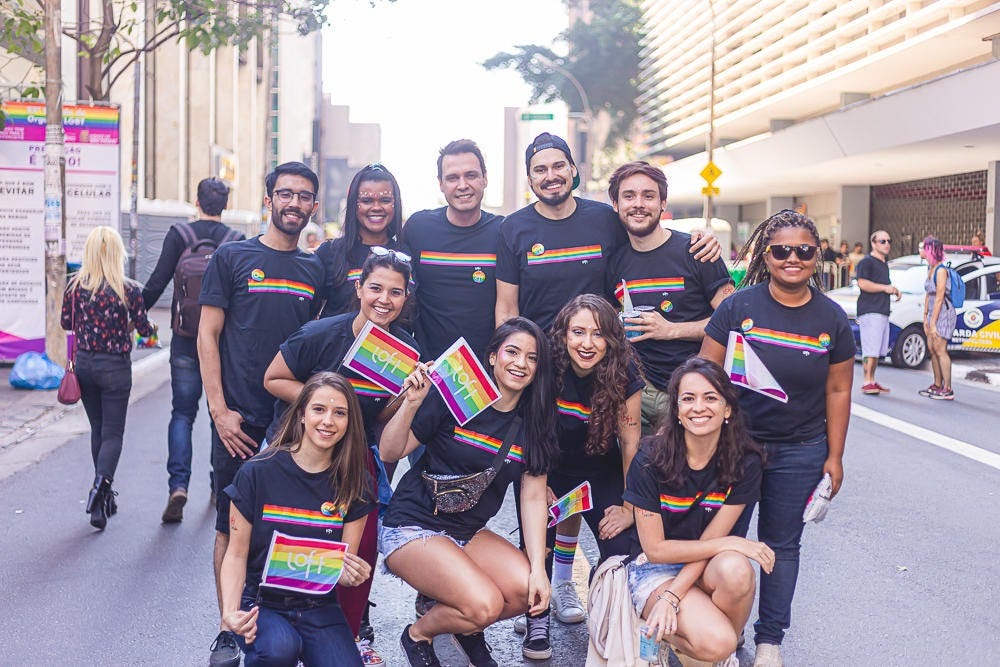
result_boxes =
[497,198,625,331]
[855,255,891,316]
[382,395,528,541]
[623,445,761,558]
[226,449,375,599]
[705,283,855,443]
[200,237,325,427]
[274,312,420,442]
[315,238,397,318]
[400,207,501,360]
[555,360,645,478]
[607,231,732,391]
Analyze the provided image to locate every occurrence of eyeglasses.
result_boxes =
[874,238,892,245]
[371,246,411,265]
[272,189,316,205]
[765,244,818,261]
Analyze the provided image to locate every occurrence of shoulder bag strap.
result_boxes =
[174,221,197,247]
[490,415,522,469]
[70,286,78,364]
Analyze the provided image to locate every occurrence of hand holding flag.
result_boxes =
[548,481,594,527]
[428,338,501,425]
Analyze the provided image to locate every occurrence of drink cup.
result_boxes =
[639,624,660,662]
[621,305,655,340]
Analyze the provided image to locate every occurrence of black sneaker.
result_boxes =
[414,593,437,618]
[359,601,375,643]
[399,624,440,667]
[208,630,241,667]
[522,612,552,660]
[454,631,498,667]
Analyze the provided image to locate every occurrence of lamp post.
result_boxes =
[534,54,593,192]
[704,0,717,228]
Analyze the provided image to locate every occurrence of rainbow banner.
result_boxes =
[548,481,593,527]
[724,331,788,403]
[341,321,420,395]
[429,337,501,425]
[259,531,347,595]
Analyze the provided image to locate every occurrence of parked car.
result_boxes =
[826,253,1000,368]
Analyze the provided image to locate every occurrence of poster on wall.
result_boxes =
[0,101,121,361]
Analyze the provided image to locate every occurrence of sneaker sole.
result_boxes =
[522,646,553,660]
[861,389,880,395]
[162,494,187,523]
[451,636,496,667]
[929,394,954,400]
[553,609,587,624]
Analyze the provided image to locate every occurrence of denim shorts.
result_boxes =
[627,558,684,616]
[377,523,472,575]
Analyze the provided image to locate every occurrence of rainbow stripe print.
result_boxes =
[553,537,577,565]
[262,504,344,529]
[660,488,731,513]
[526,245,602,265]
[260,531,347,595]
[615,277,684,302]
[453,426,523,463]
[557,399,590,422]
[0,101,120,144]
[743,326,829,354]
[342,321,420,395]
[548,480,593,527]
[429,337,501,425]
[247,278,315,299]
[420,252,496,267]
[348,377,391,399]
[346,268,362,282]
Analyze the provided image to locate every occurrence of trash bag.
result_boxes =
[9,352,65,390]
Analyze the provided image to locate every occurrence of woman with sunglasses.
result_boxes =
[264,248,417,666]
[379,317,558,667]
[918,236,957,400]
[315,163,404,318]
[699,210,853,667]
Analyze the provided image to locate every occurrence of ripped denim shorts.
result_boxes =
[377,523,473,575]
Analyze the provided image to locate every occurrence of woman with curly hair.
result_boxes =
[518,294,644,660]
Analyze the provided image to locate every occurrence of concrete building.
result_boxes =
[319,100,381,231]
[638,0,1000,255]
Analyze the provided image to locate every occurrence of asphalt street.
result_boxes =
[0,360,998,666]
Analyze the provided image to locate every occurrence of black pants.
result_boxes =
[76,350,132,480]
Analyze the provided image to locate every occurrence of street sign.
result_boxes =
[520,113,555,121]
[701,186,720,196]
[700,161,722,184]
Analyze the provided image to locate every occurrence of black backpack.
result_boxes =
[172,223,241,338]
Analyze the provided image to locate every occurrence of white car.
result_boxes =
[827,253,1000,368]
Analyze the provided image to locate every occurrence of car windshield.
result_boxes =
[892,266,928,294]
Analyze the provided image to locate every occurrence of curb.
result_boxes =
[953,362,1000,391]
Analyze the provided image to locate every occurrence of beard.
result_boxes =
[271,205,310,237]
[623,211,661,237]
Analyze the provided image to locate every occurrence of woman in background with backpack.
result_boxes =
[919,236,957,400]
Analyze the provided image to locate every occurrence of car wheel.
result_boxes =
[891,325,927,369]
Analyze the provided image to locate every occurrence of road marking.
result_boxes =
[852,403,1000,471]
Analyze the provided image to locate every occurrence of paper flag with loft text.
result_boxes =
[724,331,788,403]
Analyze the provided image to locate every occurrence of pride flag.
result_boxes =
[724,331,788,403]
[259,531,347,595]
[341,321,420,395]
[548,481,593,527]
[429,338,501,425]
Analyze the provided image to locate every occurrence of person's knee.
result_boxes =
[244,633,301,667]
[688,624,738,662]
[462,590,505,628]
[712,551,755,597]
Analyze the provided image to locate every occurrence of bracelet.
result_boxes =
[655,592,679,614]
[661,589,681,604]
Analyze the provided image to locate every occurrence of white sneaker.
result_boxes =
[513,614,527,634]
[753,643,783,667]
[551,580,587,624]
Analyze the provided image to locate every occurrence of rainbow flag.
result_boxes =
[548,481,593,527]
[341,321,420,395]
[259,531,347,595]
[724,331,788,403]
[429,337,501,425]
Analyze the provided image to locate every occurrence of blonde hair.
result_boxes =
[72,226,128,303]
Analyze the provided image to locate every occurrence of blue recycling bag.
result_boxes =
[9,352,65,390]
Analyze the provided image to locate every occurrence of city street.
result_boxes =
[1,360,998,666]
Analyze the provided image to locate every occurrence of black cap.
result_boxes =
[524,132,580,190]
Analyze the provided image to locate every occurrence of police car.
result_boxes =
[826,250,1000,369]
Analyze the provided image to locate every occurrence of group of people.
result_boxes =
[61,132,855,667]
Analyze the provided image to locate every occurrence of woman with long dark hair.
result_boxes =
[61,226,157,530]
[379,317,558,667]
[315,163,404,318]
[219,372,374,666]
[700,210,853,667]
[919,236,957,400]
[626,358,771,667]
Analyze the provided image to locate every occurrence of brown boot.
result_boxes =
[161,488,188,523]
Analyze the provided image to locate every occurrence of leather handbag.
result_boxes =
[57,288,81,405]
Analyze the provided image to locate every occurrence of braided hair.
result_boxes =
[736,209,822,289]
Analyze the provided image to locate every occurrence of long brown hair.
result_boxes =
[550,294,640,456]
[268,372,371,511]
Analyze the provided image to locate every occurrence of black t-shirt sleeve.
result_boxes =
[704,294,735,346]
[495,223,520,285]
[226,461,257,524]
[623,447,661,513]
[410,393,450,445]
[827,305,856,364]
[199,246,232,309]
[726,453,762,506]
[626,359,646,396]
[700,256,734,296]
[344,490,377,523]
[279,321,324,381]
[855,257,873,283]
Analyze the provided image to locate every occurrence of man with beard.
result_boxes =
[607,161,733,434]
[198,162,326,667]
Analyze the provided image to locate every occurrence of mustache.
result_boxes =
[541,178,565,189]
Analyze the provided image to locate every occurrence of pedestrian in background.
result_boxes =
[700,210,853,667]
[855,231,900,395]
[62,225,157,530]
[847,242,865,279]
[919,236,957,400]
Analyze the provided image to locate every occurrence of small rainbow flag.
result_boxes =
[429,337,501,425]
[724,331,788,403]
[341,321,420,395]
[548,481,593,527]
[259,531,347,595]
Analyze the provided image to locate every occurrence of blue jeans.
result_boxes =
[750,434,829,646]
[76,350,132,479]
[238,597,361,667]
[166,336,203,492]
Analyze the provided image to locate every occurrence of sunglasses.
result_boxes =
[272,188,316,206]
[765,244,818,261]
[371,246,411,265]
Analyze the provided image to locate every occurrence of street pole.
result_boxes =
[44,0,67,367]
[704,0,716,228]
[535,54,593,192]
[128,55,141,279]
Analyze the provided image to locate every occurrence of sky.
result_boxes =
[323,0,568,213]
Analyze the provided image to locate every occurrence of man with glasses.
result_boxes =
[856,230,900,395]
[198,162,326,667]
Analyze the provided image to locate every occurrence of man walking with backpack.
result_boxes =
[142,178,244,524]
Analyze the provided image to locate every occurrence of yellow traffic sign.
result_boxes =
[700,162,722,184]
[701,186,720,196]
